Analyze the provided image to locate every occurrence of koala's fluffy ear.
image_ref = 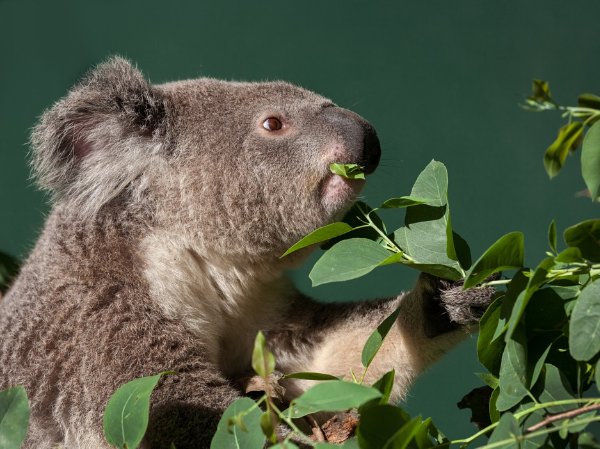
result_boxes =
[30,56,167,195]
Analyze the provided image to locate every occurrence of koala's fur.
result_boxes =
[0,58,494,449]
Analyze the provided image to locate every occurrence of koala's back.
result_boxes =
[0,209,239,448]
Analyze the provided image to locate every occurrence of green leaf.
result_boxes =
[539,364,576,413]
[544,122,584,178]
[464,232,525,288]
[281,222,354,257]
[548,220,557,254]
[383,417,424,449]
[372,370,396,405]
[251,331,275,378]
[329,163,365,180]
[210,398,265,449]
[356,404,410,449]
[476,372,500,389]
[569,279,600,361]
[582,121,600,200]
[477,296,506,375]
[103,372,173,449]
[487,413,521,449]
[409,160,448,207]
[564,219,600,262]
[497,327,529,411]
[489,388,500,423]
[290,381,381,418]
[259,411,277,443]
[0,386,29,449]
[531,80,553,103]
[505,257,555,340]
[381,197,431,208]
[596,359,600,390]
[555,247,583,263]
[361,306,401,368]
[578,93,600,109]
[282,372,339,381]
[309,238,394,286]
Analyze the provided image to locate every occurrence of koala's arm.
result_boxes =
[267,274,495,403]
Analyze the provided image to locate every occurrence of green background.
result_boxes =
[1,0,599,439]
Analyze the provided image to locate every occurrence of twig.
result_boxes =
[306,415,326,442]
[526,403,600,433]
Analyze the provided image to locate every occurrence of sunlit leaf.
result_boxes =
[544,122,584,178]
[329,163,365,180]
[282,372,339,381]
[290,381,381,418]
[362,307,401,368]
[252,331,275,378]
[210,398,265,449]
[564,219,600,262]
[578,93,600,110]
[0,386,29,449]
[569,279,600,361]
[581,121,600,201]
[464,232,524,288]
[282,222,354,257]
[104,372,173,449]
[309,238,393,286]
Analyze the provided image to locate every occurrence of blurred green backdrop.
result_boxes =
[1,0,599,439]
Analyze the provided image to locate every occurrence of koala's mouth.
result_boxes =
[319,173,365,213]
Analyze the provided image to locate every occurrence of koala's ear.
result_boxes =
[30,56,167,194]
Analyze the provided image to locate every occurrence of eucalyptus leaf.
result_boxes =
[539,364,576,413]
[564,219,600,262]
[290,381,381,418]
[0,386,29,449]
[381,197,431,208]
[356,404,410,449]
[544,122,583,178]
[329,163,366,180]
[103,372,173,449]
[210,398,265,449]
[281,222,354,257]
[476,372,500,390]
[578,93,600,109]
[251,331,275,378]
[464,232,525,288]
[409,160,448,207]
[555,247,583,263]
[487,413,521,449]
[581,121,600,200]
[309,238,393,286]
[569,279,600,361]
[477,296,506,375]
[383,417,423,449]
[282,372,339,381]
[362,306,401,368]
[497,327,529,411]
[548,220,557,254]
[371,370,396,405]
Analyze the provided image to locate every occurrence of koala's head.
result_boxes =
[32,57,381,259]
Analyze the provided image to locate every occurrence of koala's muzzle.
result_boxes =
[324,107,381,175]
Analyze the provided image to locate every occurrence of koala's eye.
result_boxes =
[262,117,283,131]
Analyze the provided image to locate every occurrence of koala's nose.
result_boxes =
[362,126,381,175]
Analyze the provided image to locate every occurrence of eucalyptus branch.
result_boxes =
[451,398,600,446]
[525,403,600,433]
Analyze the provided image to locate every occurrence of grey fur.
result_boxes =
[0,57,495,449]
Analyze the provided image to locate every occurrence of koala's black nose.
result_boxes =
[362,126,381,175]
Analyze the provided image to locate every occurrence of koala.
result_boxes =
[0,57,494,449]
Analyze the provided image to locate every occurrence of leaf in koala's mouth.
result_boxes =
[329,163,366,180]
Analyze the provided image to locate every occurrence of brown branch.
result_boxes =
[526,403,600,433]
[306,415,326,442]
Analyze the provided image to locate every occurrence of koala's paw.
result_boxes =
[419,273,497,336]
